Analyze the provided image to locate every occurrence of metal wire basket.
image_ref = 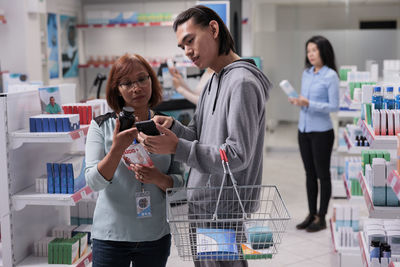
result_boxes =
[166,149,290,261]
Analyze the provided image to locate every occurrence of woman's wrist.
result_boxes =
[155,173,173,191]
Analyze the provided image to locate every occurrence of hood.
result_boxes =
[208,58,272,114]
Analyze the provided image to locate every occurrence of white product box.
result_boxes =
[362,84,373,104]
[395,110,400,135]
[365,164,373,189]
[388,110,395,136]
[372,158,387,187]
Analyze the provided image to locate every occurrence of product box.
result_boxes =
[64,238,80,264]
[373,110,380,135]
[240,243,272,259]
[63,154,86,193]
[62,102,102,125]
[29,114,80,132]
[381,109,387,136]
[196,228,238,260]
[388,110,395,136]
[243,222,273,250]
[73,232,89,257]
[72,224,92,244]
[387,231,400,255]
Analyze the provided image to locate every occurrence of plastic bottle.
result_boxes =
[396,86,400,109]
[119,106,135,132]
[384,87,395,109]
[370,240,380,261]
[372,86,383,110]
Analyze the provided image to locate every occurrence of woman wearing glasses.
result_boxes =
[85,53,184,267]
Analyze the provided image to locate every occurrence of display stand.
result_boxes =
[0,91,92,266]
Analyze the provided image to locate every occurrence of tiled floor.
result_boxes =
[166,122,352,267]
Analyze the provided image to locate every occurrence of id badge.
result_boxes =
[136,191,152,218]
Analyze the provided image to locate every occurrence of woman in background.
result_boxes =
[289,35,339,232]
[85,53,183,267]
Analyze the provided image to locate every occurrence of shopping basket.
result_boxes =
[166,148,291,261]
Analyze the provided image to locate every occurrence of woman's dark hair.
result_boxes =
[173,5,235,56]
[106,53,162,113]
[305,35,337,73]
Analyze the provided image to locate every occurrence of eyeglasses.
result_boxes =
[119,75,150,90]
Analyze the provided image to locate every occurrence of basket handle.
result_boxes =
[213,148,247,220]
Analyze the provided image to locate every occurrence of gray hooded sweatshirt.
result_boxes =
[171,59,271,215]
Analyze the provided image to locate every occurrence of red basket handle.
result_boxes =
[219,149,228,162]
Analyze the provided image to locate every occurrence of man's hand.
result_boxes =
[137,124,178,154]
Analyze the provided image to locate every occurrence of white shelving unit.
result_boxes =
[358,231,370,267]
[18,250,91,267]
[358,120,397,150]
[358,171,400,219]
[0,90,93,266]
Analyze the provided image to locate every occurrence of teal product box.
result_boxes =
[244,222,273,250]
[47,163,54,193]
[196,228,238,260]
[373,186,386,206]
[387,187,400,206]
[53,163,61,193]
[60,164,67,194]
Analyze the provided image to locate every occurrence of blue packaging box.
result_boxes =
[65,156,86,193]
[196,228,238,260]
[42,118,50,132]
[29,118,36,132]
[53,163,61,193]
[47,163,54,193]
[60,164,67,194]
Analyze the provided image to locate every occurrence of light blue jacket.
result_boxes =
[85,113,184,242]
[298,65,339,133]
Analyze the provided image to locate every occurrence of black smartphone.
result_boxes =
[135,120,160,136]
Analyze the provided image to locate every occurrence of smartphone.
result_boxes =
[135,120,160,136]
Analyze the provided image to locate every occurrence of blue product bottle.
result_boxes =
[384,87,395,109]
[372,86,383,110]
[396,87,400,109]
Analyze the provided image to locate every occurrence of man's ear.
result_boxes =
[209,20,219,39]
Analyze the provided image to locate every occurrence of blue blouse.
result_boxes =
[298,65,339,133]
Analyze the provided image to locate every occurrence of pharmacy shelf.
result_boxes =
[338,110,360,119]
[388,170,400,201]
[358,231,370,267]
[18,250,92,267]
[358,120,397,149]
[330,219,359,254]
[358,171,400,218]
[343,130,364,154]
[390,262,400,267]
[77,21,173,28]
[9,125,90,149]
[342,174,363,202]
[340,81,348,87]
[12,185,93,211]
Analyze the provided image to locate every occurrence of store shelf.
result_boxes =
[388,170,400,201]
[9,125,90,149]
[330,218,359,254]
[12,185,93,211]
[343,130,364,154]
[358,120,397,149]
[18,250,91,267]
[390,262,400,267]
[338,110,360,119]
[342,174,363,201]
[340,81,348,87]
[77,21,173,28]
[358,171,400,218]
[358,231,370,267]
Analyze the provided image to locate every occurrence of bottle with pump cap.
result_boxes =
[119,106,135,132]
[384,87,395,109]
[396,87,400,109]
[372,87,383,110]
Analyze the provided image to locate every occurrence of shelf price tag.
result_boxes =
[84,258,90,266]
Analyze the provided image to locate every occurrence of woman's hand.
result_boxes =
[289,96,309,107]
[110,118,138,153]
[137,124,178,154]
[152,115,174,129]
[131,163,173,191]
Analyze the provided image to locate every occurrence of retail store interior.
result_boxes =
[1,0,400,266]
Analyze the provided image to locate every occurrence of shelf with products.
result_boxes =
[12,185,93,211]
[342,174,363,201]
[343,129,364,155]
[358,231,370,267]
[387,170,400,201]
[358,171,400,219]
[9,125,90,150]
[338,110,361,119]
[358,119,397,150]
[330,218,360,253]
[77,21,173,29]
[18,249,92,267]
